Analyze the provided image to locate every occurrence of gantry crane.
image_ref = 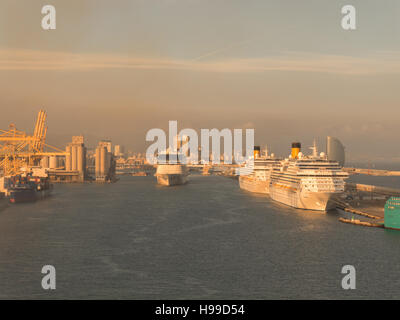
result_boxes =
[0,110,67,176]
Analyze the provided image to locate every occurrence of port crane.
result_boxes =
[0,110,67,176]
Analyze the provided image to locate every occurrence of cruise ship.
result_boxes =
[269,141,348,211]
[155,151,188,186]
[239,146,281,194]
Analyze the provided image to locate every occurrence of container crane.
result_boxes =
[0,110,67,176]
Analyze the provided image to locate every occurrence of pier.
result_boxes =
[335,182,400,229]
[346,182,400,197]
[344,167,400,176]
[338,217,384,228]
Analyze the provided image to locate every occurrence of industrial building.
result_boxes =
[45,136,87,183]
[114,145,124,157]
[95,140,116,182]
[65,136,87,181]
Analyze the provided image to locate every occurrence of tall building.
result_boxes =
[114,145,124,157]
[326,136,345,167]
[100,140,112,153]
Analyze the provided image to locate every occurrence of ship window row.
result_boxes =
[298,167,340,170]
[298,174,345,178]
[271,177,299,184]
[271,174,299,181]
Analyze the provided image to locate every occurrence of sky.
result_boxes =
[0,0,399,162]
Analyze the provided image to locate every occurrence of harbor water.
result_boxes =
[0,174,399,299]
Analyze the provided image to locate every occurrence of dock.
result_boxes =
[344,167,400,176]
[338,217,384,228]
[334,182,400,229]
[346,183,400,197]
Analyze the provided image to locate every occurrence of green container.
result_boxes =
[384,197,400,230]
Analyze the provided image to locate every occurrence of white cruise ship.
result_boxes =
[269,141,348,211]
[239,146,281,194]
[155,151,188,186]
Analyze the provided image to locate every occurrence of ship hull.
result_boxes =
[35,188,53,200]
[239,176,269,194]
[269,186,337,211]
[9,188,36,203]
[9,187,53,203]
[155,163,188,186]
[157,174,187,186]
[0,197,8,211]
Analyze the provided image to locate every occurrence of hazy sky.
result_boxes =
[0,0,399,162]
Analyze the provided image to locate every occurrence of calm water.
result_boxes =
[0,174,399,299]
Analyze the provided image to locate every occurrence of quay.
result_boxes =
[338,217,384,228]
[336,182,400,229]
[344,167,400,176]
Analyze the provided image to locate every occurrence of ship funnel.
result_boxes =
[291,142,301,159]
[254,146,260,159]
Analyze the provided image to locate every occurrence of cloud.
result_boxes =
[1,49,400,75]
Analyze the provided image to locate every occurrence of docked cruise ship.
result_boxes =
[155,151,188,186]
[239,146,281,194]
[269,142,348,211]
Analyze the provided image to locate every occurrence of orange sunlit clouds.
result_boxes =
[1,49,400,75]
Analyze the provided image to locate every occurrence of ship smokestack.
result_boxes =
[291,142,301,159]
[254,146,260,159]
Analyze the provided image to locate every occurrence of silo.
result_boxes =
[100,146,107,176]
[77,145,83,173]
[95,146,101,176]
[49,156,58,169]
[71,145,77,171]
[65,145,72,171]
